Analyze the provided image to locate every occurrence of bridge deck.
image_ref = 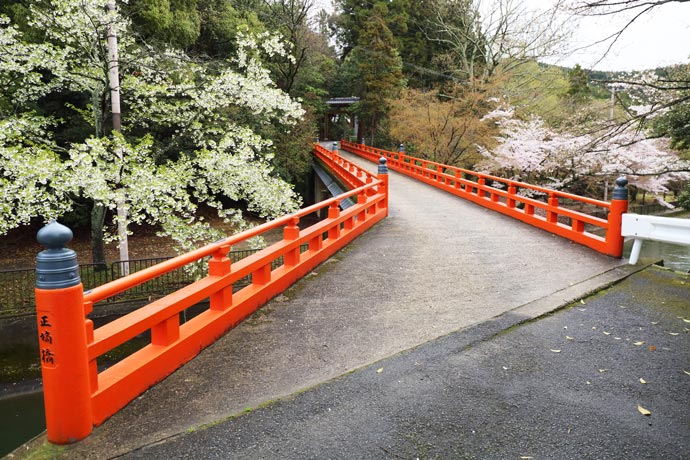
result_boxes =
[50,148,628,459]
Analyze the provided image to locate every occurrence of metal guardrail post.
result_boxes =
[35,221,93,443]
[623,213,690,264]
[607,176,629,257]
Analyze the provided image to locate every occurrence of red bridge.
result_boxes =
[32,141,630,452]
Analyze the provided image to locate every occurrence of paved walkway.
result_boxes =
[13,149,635,459]
[120,265,690,460]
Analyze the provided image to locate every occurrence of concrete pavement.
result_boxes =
[118,265,690,460]
[11,149,639,459]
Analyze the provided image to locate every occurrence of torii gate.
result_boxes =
[322,97,362,143]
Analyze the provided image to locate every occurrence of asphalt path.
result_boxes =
[121,265,690,460]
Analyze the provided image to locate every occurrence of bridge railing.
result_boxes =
[341,139,628,257]
[35,144,388,444]
[314,142,389,204]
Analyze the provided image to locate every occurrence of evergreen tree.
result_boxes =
[126,0,202,48]
[566,64,590,101]
[355,5,404,143]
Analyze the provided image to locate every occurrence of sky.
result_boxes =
[311,0,690,71]
[525,0,690,71]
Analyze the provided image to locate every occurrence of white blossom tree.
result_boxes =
[0,1,305,262]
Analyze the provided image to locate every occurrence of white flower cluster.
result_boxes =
[0,0,306,252]
[0,116,71,233]
[0,18,64,104]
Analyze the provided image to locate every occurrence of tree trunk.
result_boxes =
[91,204,107,269]
[107,0,129,273]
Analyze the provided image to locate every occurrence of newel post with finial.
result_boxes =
[377,156,389,215]
[35,221,93,443]
[606,176,629,257]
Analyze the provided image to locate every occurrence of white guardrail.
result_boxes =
[621,214,690,264]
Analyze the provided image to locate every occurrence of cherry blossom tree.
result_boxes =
[477,104,690,199]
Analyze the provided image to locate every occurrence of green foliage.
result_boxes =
[393,0,453,88]
[195,0,264,57]
[651,65,690,151]
[329,48,365,99]
[424,0,488,82]
[331,0,450,88]
[261,108,317,197]
[655,102,690,151]
[127,0,202,48]
[566,64,590,101]
[0,2,37,40]
[502,62,569,123]
[124,0,265,56]
[677,186,690,210]
[355,5,404,140]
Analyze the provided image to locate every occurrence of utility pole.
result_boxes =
[106,0,130,275]
[604,84,624,201]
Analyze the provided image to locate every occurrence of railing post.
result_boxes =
[507,183,517,208]
[35,221,93,443]
[378,156,389,214]
[209,244,232,311]
[283,217,301,266]
[328,201,341,240]
[357,192,368,223]
[332,141,338,156]
[547,193,559,223]
[607,176,629,257]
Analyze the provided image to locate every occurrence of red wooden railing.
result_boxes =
[341,140,627,257]
[35,144,388,444]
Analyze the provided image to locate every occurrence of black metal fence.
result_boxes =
[0,247,306,318]
[628,201,678,216]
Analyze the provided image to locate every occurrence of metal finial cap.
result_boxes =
[612,176,628,200]
[37,221,73,249]
[378,156,388,174]
[36,221,80,289]
[399,143,404,152]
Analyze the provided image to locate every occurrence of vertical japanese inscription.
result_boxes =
[38,313,57,368]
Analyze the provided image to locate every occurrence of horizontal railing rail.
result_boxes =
[35,144,389,444]
[622,213,690,264]
[340,139,628,257]
[0,251,278,317]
